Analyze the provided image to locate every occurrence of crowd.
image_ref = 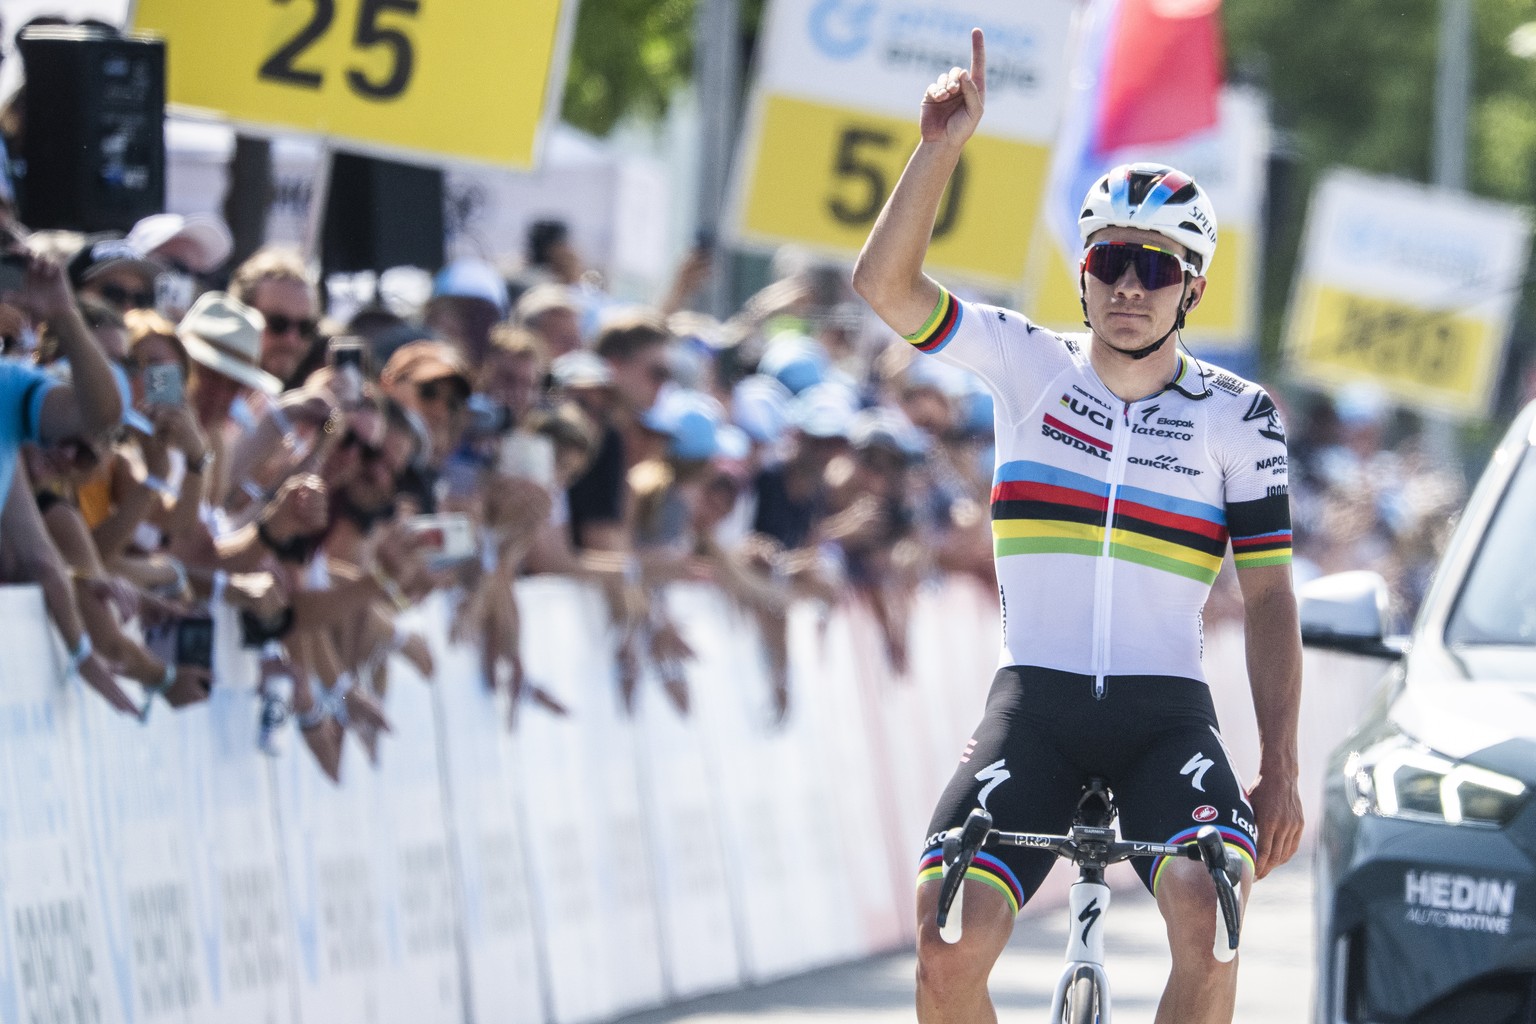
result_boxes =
[0,172,1488,785]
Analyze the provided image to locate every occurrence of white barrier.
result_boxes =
[0,577,1384,1024]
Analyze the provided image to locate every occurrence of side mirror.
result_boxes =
[1298,570,1408,660]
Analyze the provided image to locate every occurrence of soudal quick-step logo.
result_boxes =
[1129,454,1202,476]
[1404,870,1517,934]
[1043,406,1111,461]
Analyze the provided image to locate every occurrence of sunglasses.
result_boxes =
[263,313,319,337]
[1082,242,1198,291]
[417,378,468,412]
[343,429,385,463]
[95,283,155,310]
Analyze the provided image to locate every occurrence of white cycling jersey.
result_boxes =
[906,289,1292,690]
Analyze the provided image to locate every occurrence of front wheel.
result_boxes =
[1062,965,1102,1024]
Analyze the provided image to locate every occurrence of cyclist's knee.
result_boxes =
[914,880,1014,995]
[1155,855,1251,960]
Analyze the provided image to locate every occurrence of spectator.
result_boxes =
[126,212,233,319]
[229,246,320,392]
[427,258,509,365]
[67,236,159,315]
[515,283,584,360]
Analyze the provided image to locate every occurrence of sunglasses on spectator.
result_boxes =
[95,283,155,310]
[343,429,385,463]
[417,377,468,412]
[263,313,319,337]
[1081,242,1198,291]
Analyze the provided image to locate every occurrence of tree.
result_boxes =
[560,0,766,138]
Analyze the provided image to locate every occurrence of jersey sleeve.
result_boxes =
[1217,387,1293,569]
[901,286,1041,399]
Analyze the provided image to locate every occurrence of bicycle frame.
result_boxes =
[934,782,1242,1022]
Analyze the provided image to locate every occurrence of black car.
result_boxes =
[1303,397,1536,1024]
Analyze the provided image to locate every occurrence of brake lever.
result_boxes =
[937,807,993,944]
[1194,825,1242,962]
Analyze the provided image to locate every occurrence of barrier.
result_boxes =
[0,576,1382,1023]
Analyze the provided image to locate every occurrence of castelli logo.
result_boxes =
[1193,805,1218,823]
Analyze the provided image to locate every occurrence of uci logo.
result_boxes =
[1060,394,1113,430]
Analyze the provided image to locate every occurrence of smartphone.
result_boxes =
[497,430,556,488]
[175,616,215,670]
[328,337,367,405]
[143,363,184,407]
[406,512,478,569]
[0,252,28,295]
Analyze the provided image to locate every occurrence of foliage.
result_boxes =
[1224,0,1536,372]
[560,0,766,138]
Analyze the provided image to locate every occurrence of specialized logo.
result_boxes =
[1078,898,1102,945]
[1181,752,1215,792]
[975,759,1011,811]
[1128,453,1201,476]
[1243,393,1286,443]
[1192,805,1218,823]
[1059,394,1114,430]
[1404,871,1516,935]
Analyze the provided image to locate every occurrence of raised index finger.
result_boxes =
[970,28,986,100]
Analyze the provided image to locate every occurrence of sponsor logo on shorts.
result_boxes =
[1230,809,1257,840]
[975,759,1011,811]
[1192,805,1218,823]
[1181,752,1215,792]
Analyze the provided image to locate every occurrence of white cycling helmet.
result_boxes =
[1078,163,1218,273]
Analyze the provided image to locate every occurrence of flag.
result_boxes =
[1045,0,1224,265]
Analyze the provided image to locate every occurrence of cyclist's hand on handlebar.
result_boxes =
[920,28,986,148]
[1248,771,1304,879]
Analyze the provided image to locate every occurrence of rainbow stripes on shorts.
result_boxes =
[917,844,1025,915]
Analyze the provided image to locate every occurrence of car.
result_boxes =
[1303,396,1536,1024]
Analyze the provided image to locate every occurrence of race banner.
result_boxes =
[1284,169,1532,418]
[728,0,1076,286]
[132,0,574,168]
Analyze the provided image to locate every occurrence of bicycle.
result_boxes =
[935,779,1243,1024]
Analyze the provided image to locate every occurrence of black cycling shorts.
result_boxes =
[917,666,1257,914]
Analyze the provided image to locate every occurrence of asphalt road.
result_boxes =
[612,857,1315,1024]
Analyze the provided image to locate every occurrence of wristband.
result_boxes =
[210,569,229,606]
[138,663,177,723]
[144,475,177,499]
[370,563,409,612]
[165,557,189,599]
[68,635,93,674]
[295,700,329,731]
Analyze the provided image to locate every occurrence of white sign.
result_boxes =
[1285,169,1532,418]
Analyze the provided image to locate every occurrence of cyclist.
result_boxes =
[850,29,1303,1024]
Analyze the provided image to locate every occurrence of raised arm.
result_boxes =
[851,28,985,334]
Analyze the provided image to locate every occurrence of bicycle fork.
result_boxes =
[1048,878,1114,1022]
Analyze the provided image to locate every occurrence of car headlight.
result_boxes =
[1343,734,1528,827]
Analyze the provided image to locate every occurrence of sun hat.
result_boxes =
[550,350,614,390]
[126,213,233,274]
[642,387,724,461]
[177,291,282,395]
[67,235,160,289]
[432,258,509,316]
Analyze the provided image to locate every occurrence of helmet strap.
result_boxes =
[1081,278,1190,362]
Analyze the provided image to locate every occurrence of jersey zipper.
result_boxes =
[1092,403,1132,698]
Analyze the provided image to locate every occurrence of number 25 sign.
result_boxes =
[133,0,569,169]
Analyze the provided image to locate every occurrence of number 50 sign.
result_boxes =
[133,0,571,168]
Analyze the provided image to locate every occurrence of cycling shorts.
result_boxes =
[918,666,1257,913]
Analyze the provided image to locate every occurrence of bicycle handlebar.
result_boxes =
[934,810,1243,956]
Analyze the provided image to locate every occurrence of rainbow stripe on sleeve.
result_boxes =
[1226,493,1293,569]
[903,288,961,354]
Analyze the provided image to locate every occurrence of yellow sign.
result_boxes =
[133,0,566,168]
[1286,283,1500,417]
[737,94,1049,286]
